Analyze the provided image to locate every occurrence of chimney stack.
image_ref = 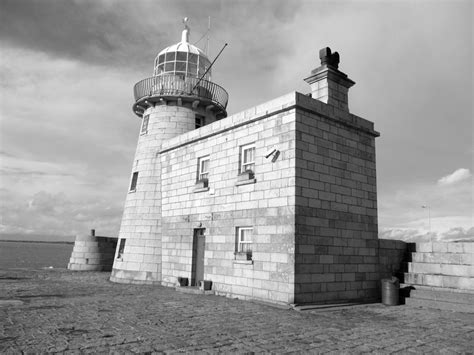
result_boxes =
[304,47,355,112]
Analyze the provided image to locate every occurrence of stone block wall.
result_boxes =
[159,93,298,304]
[111,103,217,284]
[405,242,474,290]
[293,93,381,304]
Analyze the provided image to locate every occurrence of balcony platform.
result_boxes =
[132,74,228,118]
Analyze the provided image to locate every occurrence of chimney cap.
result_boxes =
[319,47,340,69]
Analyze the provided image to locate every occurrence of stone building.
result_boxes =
[109,22,399,305]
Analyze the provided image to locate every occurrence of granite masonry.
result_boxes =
[67,230,117,271]
[100,24,413,305]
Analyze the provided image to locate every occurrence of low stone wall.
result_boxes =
[68,233,118,271]
[405,242,473,290]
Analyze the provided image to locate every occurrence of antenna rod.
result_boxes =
[192,43,228,91]
[207,16,211,56]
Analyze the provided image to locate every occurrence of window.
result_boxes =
[175,61,187,72]
[129,172,138,192]
[176,51,187,61]
[141,115,149,134]
[165,52,176,61]
[153,51,211,79]
[198,156,209,181]
[237,227,253,254]
[165,62,174,71]
[195,114,205,129]
[240,144,255,173]
[117,239,126,259]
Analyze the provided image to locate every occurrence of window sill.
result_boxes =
[140,131,148,135]
[193,186,210,193]
[235,178,256,186]
[233,260,253,265]
[128,189,136,194]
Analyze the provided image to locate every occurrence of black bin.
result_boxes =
[381,277,400,306]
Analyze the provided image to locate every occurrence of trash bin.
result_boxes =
[381,277,400,306]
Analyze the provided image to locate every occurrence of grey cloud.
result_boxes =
[0,167,73,178]
[0,0,165,69]
[380,227,474,243]
[0,0,302,72]
[1,189,122,236]
[0,151,18,158]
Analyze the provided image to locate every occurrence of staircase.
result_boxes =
[400,242,474,313]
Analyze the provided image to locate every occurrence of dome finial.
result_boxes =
[181,17,190,43]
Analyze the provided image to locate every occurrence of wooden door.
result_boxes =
[191,228,205,286]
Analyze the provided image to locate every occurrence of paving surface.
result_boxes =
[0,269,473,354]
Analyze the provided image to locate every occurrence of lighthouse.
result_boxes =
[110,19,228,284]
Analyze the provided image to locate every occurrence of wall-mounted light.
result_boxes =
[265,145,280,162]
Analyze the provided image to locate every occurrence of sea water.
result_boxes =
[0,241,73,270]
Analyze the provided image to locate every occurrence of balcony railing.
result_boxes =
[133,74,228,112]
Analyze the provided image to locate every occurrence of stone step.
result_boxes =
[405,297,474,313]
[414,242,473,254]
[411,252,473,265]
[407,262,474,277]
[175,286,214,295]
[400,284,474,304]
[404,272,474,290]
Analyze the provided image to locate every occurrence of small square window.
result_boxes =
[189,53,198,64]
[130,172,138,192]
[240,144,255,173]
[164,62,174,72]
[176,61,187,72]
[187,63,197,76]
[141,115,149,134]
[176,51,187,61]
[236,227,253,260]
[198,156,210,182]
[117,239,126,259]
[195,114,205,129]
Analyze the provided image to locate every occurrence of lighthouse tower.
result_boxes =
[110,19,228,284]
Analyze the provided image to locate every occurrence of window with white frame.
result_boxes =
[141,115,149,134]
[198,156,210,181]
[240,143,255,173]
[236,227,253,254]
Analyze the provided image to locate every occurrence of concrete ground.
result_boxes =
[0,269,472,354]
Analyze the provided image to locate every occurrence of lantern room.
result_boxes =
[132,18,228,119]
[153,21,212,81]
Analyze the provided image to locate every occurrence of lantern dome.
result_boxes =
[132,18,228,119]
[153,20,212,80]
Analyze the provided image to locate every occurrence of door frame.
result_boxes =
[191,228,205,286]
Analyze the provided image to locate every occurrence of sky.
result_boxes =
[0,0,472,242]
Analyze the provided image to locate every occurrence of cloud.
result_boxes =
[378,175,472,239]
[0,189,122,237]
[0,1,472,238]
[380,226,474,243]
[438,168,472,186]
[0,0,167,71]
[0,46,136,198]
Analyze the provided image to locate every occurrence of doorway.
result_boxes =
[191,228,205,286]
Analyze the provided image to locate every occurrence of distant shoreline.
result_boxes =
[0,240,74,245]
